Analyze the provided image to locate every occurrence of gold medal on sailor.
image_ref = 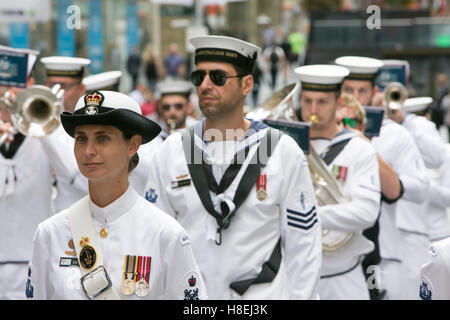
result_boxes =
[120,275,136,296]
[257,189,267,201]
[121,255,138,296]
[256,173,267,201]
[134,256,151,297]
[135,278,150,297]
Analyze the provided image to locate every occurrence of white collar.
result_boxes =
[89,184,138,224]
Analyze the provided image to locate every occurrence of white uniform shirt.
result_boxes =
[40,126,88,212]
[144,122,322,300]
[402,113,446,169]
[129,138,162,195]
[0,138,54,263]
[27,185,206,300]
[426,144,450,241]
[419,237,450,300]
[311,131,381,277]
[371,119,429,260]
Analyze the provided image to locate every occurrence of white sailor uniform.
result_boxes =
[40,125,88,212]
[311,130,381,300]
[401,113,446,169]
[129,137,163,196]
[27,185,206,300]
[144,120,322,300]
[0,137,54,299]
[419,237,450,300]
[371,119,429,299]
[426,144,450,242]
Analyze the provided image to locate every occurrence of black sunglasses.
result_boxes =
[161,103,184,111]
[190,69,244,87]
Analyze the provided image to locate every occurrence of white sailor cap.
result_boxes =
[82,71,122,91]
[189,35,261,73]
[295,65,350,92]
[334,56,383,81]
[0,45,39,77]
[156,80,193,99]
[403,97,433,113]
[41,56,91,78]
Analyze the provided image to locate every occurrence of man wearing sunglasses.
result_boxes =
[154,80,196,142]
[145,35,322,300]
[335,56,429,300]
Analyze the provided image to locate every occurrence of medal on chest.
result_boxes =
[135,256,151,297]
[257,173,267,201]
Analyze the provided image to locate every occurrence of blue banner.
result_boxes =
[126,0,139,55]
[88,0,104,73]
[9,23,29,49]
[0,50,28,88]
[57,0,75,57]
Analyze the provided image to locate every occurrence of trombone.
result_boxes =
[0,85,64,145]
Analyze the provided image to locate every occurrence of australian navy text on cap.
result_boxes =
[295,65,350,92]
[189,35,261,73]
[60,90,161,144]
[334,56,383,82]
[41,56,91,78]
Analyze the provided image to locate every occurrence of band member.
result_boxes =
[153,80,197,143]
[27,91,206,300]
[295,64,380,300]
[144,35,322,299]
[39,56,92,212]
[335,56,429,299]
[0,47,55,299]
[402,98,450,242]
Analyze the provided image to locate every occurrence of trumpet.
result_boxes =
[0,85,64,143]
[246,83,299,121]
[167,118,176,134]
[383,82,408,113]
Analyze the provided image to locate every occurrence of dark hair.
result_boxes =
[120,127,141,173]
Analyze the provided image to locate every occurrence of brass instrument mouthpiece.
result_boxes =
[309,114,318,124]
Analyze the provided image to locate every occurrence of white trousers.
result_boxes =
[319,265,370,300]
[0,263,28,300]
[380,231,429,300]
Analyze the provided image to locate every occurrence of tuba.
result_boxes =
[0,85,64,143]
[383,82,408,114]
[247,83,354,253]
[245,83,299,121]
[307,115,354,253]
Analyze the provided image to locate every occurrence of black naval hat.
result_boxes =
[61,90,161,144]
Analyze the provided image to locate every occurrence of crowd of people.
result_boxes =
[0,31,450,301]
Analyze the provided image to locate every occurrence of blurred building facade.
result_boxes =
[1,0,449,95]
